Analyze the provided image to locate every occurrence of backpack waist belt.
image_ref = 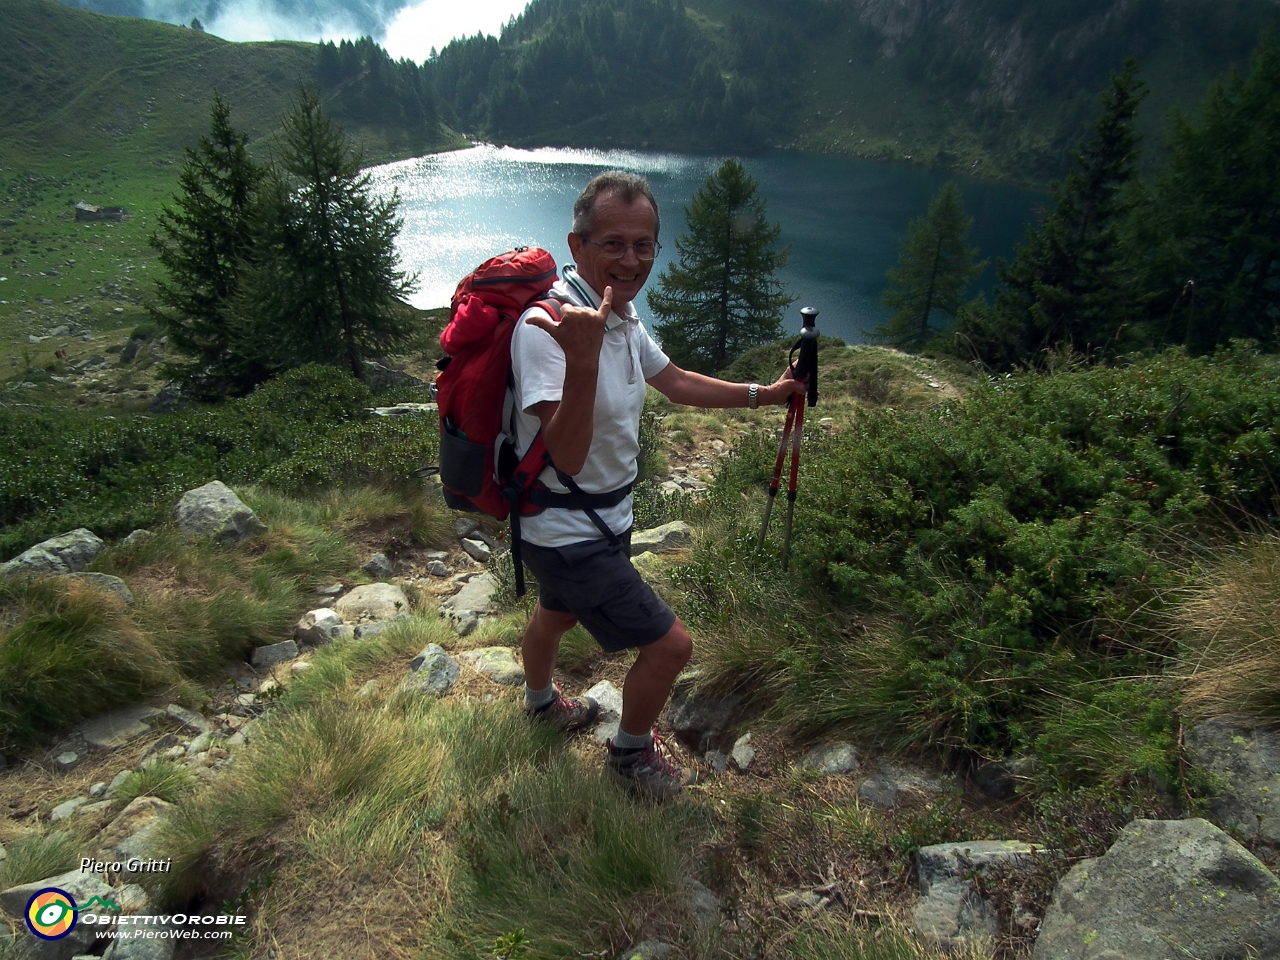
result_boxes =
[525,483,633,512]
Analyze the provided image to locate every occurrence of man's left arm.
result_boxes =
[646,362,805,408]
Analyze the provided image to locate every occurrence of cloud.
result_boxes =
[378,0,531,62]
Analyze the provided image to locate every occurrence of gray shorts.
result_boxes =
[519,528,677,653]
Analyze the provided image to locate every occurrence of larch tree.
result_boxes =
[647,158,793,374]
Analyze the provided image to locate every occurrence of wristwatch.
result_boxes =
[748,383,759,409]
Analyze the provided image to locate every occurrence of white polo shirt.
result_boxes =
[510,264,670,547]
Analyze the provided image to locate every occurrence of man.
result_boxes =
[511,170,804,798]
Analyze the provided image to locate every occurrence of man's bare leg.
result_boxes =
[521,601,578,691]
[618,618,693,736]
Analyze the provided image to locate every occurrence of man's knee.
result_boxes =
[640,619,692,673]
[532,604,577,635]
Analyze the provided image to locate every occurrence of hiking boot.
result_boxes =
[524,682,599,732]
[607,731,699,799]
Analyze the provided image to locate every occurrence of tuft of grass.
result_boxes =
[1176,533,1280,724]
[114,760,199,806]
[0,830,80,888]
[785,921,993,960]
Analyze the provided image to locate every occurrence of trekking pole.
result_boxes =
[757,307,820,566]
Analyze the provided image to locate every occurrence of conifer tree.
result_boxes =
[873,182,985,352]
[648,158,792,373]
[954,62,1147,369]
[148,94,268,399]
[236,91,418,381]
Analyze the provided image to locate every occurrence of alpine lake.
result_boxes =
[370,144,1044,345]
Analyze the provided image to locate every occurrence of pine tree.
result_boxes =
[954,61,1148,369]
[148,94,268,399]
[872,182,985,352]
[236,90,418,381]
[1140,38,1280,352]
[648,158,793,374]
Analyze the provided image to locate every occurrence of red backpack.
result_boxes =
[435,247,629,595]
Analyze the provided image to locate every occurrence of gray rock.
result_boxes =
[1032,818,1280,960]
[425,550,449,560]
[913,840,1038,948]
[460,646,524,685]
[121,529,153,549]
[776,889,834,913]
[367,402,437,418]
[164,703,210,734]
[186,732,220,755]
[1,528,104,577]
[684,876,720,931]
[76,800,114,818]
[250,640,298,667]
[354,615,410,640]
[1185,718,1280,847]
[441,572,499,619]
[315,582,344,597]
[174,481,266,546]
[797,743,858,776]
[403,644,460,697]
[76,704,163,749]
[666,670,741,753]
[616,942,675,960]
[335,583,409,621]
[148,382,186,414]
[95,796,172,863]
[88,782,107,799]
[705,750,729,774]
[630,551,669,582]
[290,661,313,676]
[427,560,449,577]
[102,923,176,960]
[858,764,947,808]
[105,769,132,797]
[453,517,481,538]
[145,733,181,756]
[51,796,89,821]
[631,521,693,555]
[294,608,345,645]
[63,572,133,605]
[451,610,479,636]
[591,720,620,745]
[363,552,394,579]
[0,868,114,959]
[585,681,623,721]
[53,751,80,772]
[360,361,426,391]
[460,537,491,562]
[731,732,756,771]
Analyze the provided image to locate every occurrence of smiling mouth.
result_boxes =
[610,273,639,283]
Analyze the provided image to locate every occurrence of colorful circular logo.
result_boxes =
[25,887,77,940]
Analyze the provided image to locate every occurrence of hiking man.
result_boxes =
[511,170,805,798]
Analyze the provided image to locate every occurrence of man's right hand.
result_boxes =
[525,286,613,368]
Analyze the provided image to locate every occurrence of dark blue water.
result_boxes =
[370,145,1044,344]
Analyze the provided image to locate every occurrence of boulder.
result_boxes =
[666,670,741,753]
[335,583,409,621]
[250,640,297,668]
[731,732,756,771]
[461,537,491,562]
[630,551,669,582]
[684,876,720,931]
[121,529,153,549]
[427,560,449,577]
[453,518,481,539]
[1,528,104,577]
[1032,818,1280,960]
[440,573,499,634]
[361,361,426,390]
[362,553,394,579]
[174,481,266,546]
[164,703,210,734]
[913,840,1038,948]
[1185,718,1280,847]
[294,608,345,645]
[354,616,409,640]
[148,382,186,415]
[403,644,460,697]
[53,752,80,772]
[631,521,693,555]
[460,646,524,685]
[0,867,115,959]
[796,743,859,776]
[63,572,134,605]
[95,797,172,863]
[450,610,479,636]
[858,764,948,808]
[585,680,624,744]
[75,704,163,750]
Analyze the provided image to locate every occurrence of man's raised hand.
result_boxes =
[525,286,614,367]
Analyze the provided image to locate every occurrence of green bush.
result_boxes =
[696,346,1280,759]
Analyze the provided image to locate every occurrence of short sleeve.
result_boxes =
[633,321,670,380]
[512,306,567,411]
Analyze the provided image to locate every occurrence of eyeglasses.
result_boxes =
[581,238,662,261]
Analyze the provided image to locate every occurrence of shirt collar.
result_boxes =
[561,264,638,333]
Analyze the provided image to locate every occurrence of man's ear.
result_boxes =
[567,232,583,263]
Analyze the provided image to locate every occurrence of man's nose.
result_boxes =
[619,245,642,267]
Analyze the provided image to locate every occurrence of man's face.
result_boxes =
[567,191,659,308]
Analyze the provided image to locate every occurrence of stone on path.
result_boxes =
[453,518,480,539]
[0,528,104,577]
[913,840,1038,948]
[63,571,134,604]
[335,583,409,621]
[403,644,460,697]
[797,743,858,776]
[585,680,623,743]
[460,646,524,685]
[51,796,89,821]
[165,703,210,734]
[427,560,449,577]
[631,521,692,555]
[460,537,491,562]
[53,751,80,772]
[683,876,721,931]
[95,796,173,863]
[250,640,297,668]
[731,732,756,771]
[363,552,394,579]
[441,572,498,617]
[76,704,164,750]
[1185,718,1280,847]
[1032,818,1280,960]
[294,608,345,645]
[858,764,948,808]
[667,670,741,753]
[174,481,266,546]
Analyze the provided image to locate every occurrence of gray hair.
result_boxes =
[572,170,660,238]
